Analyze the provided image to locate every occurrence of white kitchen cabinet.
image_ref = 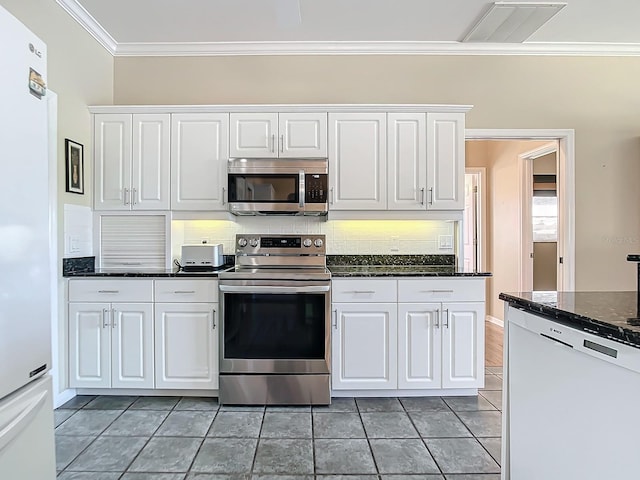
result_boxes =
[387,113,427,210]
[94,114,170,211]
[332,303,398,390]
[426,112,465,210]
[230,112,327,158]
[154,303,218,389]
[171,113,229,211]
[154,279,218,389]
[398,278,485,389]
[328,113,387,210]
[68,302,154,389]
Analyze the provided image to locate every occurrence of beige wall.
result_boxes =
[113,55,640,292]
[0,0,114,398]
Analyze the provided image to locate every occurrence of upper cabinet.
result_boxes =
[328,111,465,212]
[171,113,229,211]
[426,112,465,210]
[328,113,387,210]
[94,114,170,211]
[230,112,327,158]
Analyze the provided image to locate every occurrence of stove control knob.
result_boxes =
[249,238,259,248]
[237,237,247,247]
[314,238,324,248]
[303,238,312,247]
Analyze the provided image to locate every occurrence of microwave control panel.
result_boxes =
[305,174,327,203]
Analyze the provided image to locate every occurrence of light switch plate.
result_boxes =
[439,235,453,249]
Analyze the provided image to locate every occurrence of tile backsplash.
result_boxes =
[172,218,456,261]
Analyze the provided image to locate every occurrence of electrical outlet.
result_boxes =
[200,237,210,244]
[439,235,453,249]
[391,236,400,252]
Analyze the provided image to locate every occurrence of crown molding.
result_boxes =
[113,40,640,57]
[56,0,640,58]
[56,0,117,54]
[88,104,474,114]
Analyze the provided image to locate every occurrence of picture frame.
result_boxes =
[65,138,84,194]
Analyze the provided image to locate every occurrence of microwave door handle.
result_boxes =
[299,170,305,208]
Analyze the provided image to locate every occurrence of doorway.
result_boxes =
[464,129,575,366]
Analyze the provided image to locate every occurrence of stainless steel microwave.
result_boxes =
[227,158,328,216]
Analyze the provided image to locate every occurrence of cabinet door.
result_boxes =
[132,114,170,210]
[388,113,427,210]
[94,114,131,211]
[154,303,218,389]
[332,303,397,390]
[68,303,111,388]
[397,303,442,389]
[328,113,387,210]
[279,113,327,158]
[441,302,485,389]
[426,112,465,210]
[111,303,154,388]
[171,113,229,211]
[229,113,278,158]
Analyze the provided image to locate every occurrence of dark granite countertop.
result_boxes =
[499,291,640,349]
[328,265,491,277]
[65,267,233,278]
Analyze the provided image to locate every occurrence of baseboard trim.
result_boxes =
[486,315,504,327]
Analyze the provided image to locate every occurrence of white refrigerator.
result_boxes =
[0,5,57,478]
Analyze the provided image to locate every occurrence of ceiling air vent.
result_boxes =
[462,2,567,43]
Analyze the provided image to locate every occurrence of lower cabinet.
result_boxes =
[67,278,219,391]
[332,303,398,390]
[332,277,486,392]
[68,302,154,388]
[154,303,219,389]
[398,301,485,390]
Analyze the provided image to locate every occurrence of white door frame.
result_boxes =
[518,142,559,292]
[465,129,575,292]
[464,167,487,272]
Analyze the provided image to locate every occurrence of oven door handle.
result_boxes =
[219,285,330,294]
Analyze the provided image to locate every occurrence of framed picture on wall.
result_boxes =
[65,138,84,194]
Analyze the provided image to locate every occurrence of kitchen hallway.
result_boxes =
[54,368,503,479]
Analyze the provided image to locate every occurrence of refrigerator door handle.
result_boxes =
[0,389,47,453]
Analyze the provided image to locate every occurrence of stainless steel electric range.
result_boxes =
[218,234,331,405]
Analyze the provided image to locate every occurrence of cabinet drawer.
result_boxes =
[68,279,153,302]
[398,278,485,303]
[154,279,218,303]
[332,279,397,303]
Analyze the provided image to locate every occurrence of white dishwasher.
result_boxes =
[503,305,640,480]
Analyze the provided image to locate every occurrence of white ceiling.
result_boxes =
[57,0,640,56]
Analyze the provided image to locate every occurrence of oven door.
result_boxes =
[219,279,330,374]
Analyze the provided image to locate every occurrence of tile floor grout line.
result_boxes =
[248,405,267,476]
[355,398,382,477]
[401,397,446,478]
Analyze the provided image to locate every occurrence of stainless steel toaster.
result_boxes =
[181,244,224,270]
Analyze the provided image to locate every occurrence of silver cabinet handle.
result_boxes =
[212,309,217,330]
[102,308,109,328]
[421,289,454,293]
[132,188,137,205]
[420,187,425,205]
[299,170,305,208]
[280,134,284,153]
[124,187,129,205]
[443,309,449,328]
[332,310,337,329]
[111,308,117,328]
[173,290,196,294]
[435,308,440,328]
[428,187,434,205]
[330,187,335,205]
[222,187,226,205]
[271,134,275,153]
[98,290,120,294]
[348,290,376,294]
